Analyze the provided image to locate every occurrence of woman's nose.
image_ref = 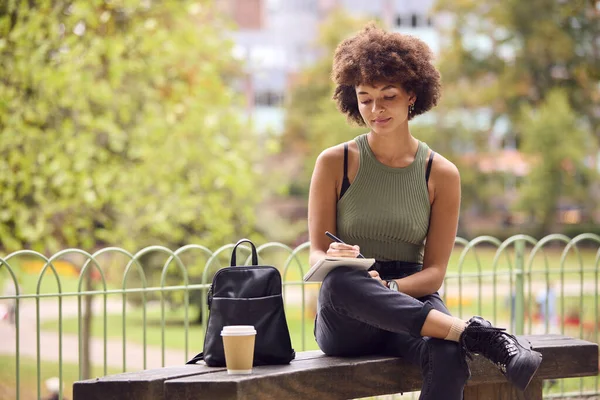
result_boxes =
[371,100,384,113]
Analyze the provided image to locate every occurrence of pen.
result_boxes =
[325,231,366,259]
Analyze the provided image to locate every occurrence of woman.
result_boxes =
[307,24,542,399]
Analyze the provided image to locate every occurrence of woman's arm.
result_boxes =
[393,154,461,298]
[308,145,360,266]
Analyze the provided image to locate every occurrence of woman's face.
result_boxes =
[355,82,414,133]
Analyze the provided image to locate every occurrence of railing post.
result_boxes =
[514,239,525,335]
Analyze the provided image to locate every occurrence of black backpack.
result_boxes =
[187,239,295,367]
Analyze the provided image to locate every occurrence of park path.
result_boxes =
[0,299,187,371]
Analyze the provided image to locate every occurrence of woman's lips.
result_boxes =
[372,117,391,125]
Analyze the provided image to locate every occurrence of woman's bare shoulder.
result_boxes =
[315,142,348,169]
[430,151,460,183]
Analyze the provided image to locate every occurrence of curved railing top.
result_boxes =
[1,234,599,294]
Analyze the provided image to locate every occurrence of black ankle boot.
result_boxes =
[459,316,543,391]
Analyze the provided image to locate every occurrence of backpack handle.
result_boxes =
[230,239,259,266]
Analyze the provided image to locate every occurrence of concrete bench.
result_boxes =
[74,335,598,400]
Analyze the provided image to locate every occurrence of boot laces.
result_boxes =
[460,324,519,374]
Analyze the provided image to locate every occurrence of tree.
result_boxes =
[0,0,264,254]
[518,90,589,235]
[434,0,599,231]
[0,0,266,379]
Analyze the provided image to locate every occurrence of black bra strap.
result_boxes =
[425,151,435,184]
[343,143,349,178]
[340,143,351,199]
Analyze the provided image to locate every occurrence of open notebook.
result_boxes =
[303,257,376,282]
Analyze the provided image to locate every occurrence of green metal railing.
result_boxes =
[0,234,598,400]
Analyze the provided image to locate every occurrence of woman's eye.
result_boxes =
[359,96,394,104]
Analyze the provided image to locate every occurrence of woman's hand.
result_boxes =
[326,242,361,258]
[368,270,388,287]
[325,242,386,287]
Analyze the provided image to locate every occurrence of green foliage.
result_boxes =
[282,11,370,193]
[434,0,600,232]
[409,122,503,213]
[518,90,591,233]
[435,0,600,135]
[0,0,264,254]
[559,223,600,241]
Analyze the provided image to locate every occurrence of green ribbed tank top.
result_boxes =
[337,134,431,262]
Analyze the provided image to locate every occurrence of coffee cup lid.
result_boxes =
[221,325,257,336]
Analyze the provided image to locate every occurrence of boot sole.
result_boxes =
[512,337,543,391]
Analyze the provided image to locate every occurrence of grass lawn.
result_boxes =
[446,246,599,274]
[39,289,514,353]
[41,305,206,353]
[40,292,599,351]
[0,354,120,400]
[40,303,321,353]
[0,265,119,297]
[14,274,90,295]
[544,376,600,398]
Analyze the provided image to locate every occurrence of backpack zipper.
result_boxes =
[207,266,281,310]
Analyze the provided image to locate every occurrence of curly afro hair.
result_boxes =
[332,23,441,125]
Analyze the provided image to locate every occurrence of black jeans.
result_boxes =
[315,263,470,400]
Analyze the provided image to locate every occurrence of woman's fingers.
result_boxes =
[327,250,358,257]
[326,242,360,258]
[330,242,360,251]
[368,270,387,287]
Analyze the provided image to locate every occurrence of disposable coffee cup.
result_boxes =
[221,325,257,374]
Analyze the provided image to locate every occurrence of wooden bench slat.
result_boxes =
[73,365,226,400]
[73,335,599,400]
[72,350,328,400]
[165,356,421,400]
[163,335,598,400]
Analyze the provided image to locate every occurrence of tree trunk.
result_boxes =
[537,189,560,237]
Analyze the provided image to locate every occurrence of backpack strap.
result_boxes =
[186,352,204,365]
[230,239,258,266]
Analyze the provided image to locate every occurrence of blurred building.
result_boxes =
[215,0,439,134]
